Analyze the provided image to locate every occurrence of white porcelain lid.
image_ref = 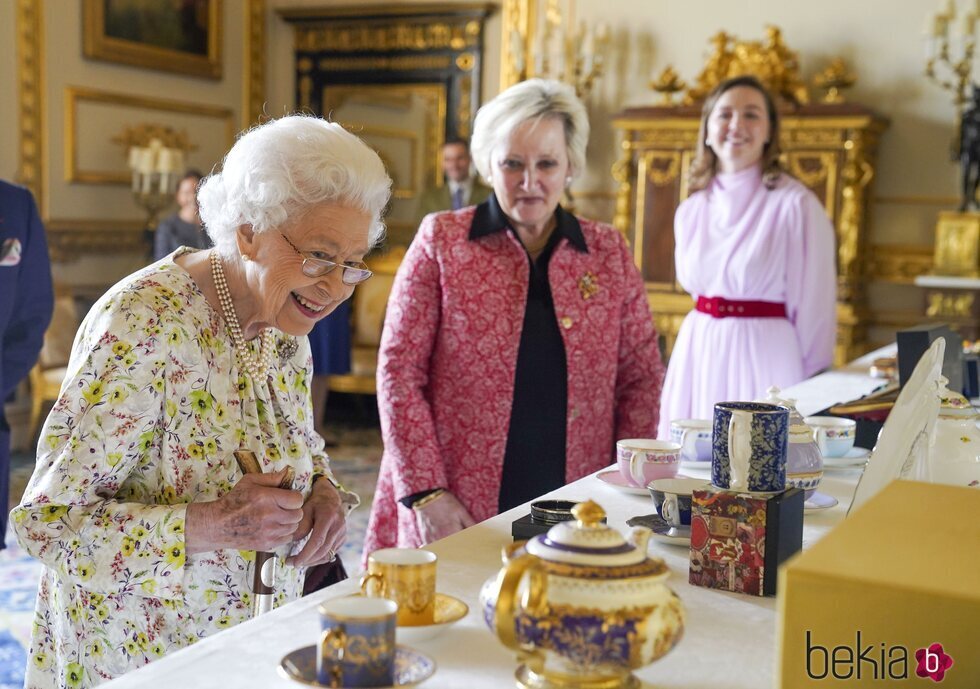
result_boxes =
[525,501,647,567]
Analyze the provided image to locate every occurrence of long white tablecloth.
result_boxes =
[102,354,889,689]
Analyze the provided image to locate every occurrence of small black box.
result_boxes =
[964,354,979,399]
[896,324,963,393]
[511,513,554,541]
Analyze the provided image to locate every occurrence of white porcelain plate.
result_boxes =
[803,491,838,511]
[821,447,871,469]
[278,645,435,688]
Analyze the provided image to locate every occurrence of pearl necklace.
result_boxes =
[210,252,274,380]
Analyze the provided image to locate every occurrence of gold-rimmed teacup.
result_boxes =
[360,548,437,625]
[317,596,397,687]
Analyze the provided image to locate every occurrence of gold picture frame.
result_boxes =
[82,0,222,80]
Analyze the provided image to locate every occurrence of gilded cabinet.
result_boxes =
[612,103,888,365]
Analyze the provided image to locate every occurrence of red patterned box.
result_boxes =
[688,487,803,597]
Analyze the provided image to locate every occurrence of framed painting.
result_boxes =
[83,0,222,79]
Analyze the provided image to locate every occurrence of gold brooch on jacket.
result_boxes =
[578,271,599,300]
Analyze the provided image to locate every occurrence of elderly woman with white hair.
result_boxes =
[364,79,665,555]
[11,115,390,688]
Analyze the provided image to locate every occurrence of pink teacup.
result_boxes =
[616,439,681,488]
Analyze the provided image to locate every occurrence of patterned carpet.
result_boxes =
[0,422,382,689]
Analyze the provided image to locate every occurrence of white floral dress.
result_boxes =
[11,250,354,688]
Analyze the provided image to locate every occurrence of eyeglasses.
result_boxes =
[277,231,373,285]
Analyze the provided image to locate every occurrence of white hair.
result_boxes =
[198,115,391,254]
[470,79,589,183]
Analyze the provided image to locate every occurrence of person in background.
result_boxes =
[11,115,390,687]
[365,79,664,557]
[153,169,212,260]
[308,301,351,447]
[0,179,53,549]
[416,138,492,219]
[657,75,836,438]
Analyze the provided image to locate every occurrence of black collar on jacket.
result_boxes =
[468,192,588,253]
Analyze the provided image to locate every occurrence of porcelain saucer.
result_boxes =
[803,491,839,511]
[821,447,871,469]
[278,645,435,688]
[396,593,469,643]
[626,513,691,546]
[595,468,649,496]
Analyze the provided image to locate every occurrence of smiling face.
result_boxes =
[237,202,371,337]
[705,85,771,174]
[489,116,571,235]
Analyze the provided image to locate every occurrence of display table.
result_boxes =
[102,357,888,689]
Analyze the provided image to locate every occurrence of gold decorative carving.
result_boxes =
[837,132,879,302]
[781,128,844,147]
[611,139,634,241]
[16,0,44,209]
[298,57,314,73]
[650,66,686,105]
[926,291,975,318]
[318,56,453,72]
[813,58,857,104]
[244,0,266,128]
[45,219,145,263]
[456,52,475,71]
[641,152,681,187]
[299,76,313,110]
[296,22,479,53]
[684,26,810,106]
[785,152,835,189]
[458,74,473,139]
[64,87,234,186]
[933,211,980,277]
[634,129,698,147]
[868,244,934,284]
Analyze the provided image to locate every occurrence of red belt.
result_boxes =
[696,296,787,319]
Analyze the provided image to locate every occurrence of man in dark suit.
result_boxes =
[417,138,491,221]
[0,180,53,548]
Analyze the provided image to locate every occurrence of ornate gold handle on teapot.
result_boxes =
[493,552,548,663]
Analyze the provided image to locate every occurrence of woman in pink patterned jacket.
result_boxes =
[364,80,665,556]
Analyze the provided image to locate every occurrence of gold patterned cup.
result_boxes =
[317,596,397,687]
[360,548,437,625]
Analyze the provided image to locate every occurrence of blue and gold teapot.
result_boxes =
[479,501,685,689]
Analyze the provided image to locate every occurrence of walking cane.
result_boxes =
[233,450,294,617]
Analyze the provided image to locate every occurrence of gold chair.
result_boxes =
[28,289,79,439]
[327,246,406,395]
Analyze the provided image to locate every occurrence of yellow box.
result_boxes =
[776,481,979,688]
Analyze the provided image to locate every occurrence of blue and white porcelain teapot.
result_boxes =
[479,501,685,689]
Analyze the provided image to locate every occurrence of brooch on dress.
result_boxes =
[278,337,299,363]
[578,271,599,300]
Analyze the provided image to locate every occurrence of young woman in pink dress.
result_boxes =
[658,75,837,438]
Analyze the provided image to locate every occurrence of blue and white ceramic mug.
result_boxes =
[318,596,397,687]
[712,402,789,494]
